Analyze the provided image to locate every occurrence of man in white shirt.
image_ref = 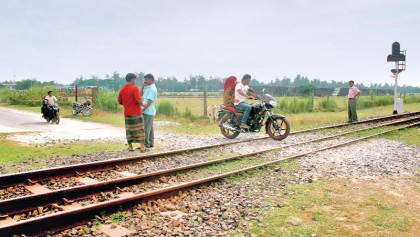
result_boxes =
[234,74,256,129]
[44,90,58,105]
[42,90,58,118]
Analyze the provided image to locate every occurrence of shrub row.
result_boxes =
[2,87,71,107]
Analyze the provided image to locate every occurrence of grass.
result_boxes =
[245,178,419,237]
[379,127,420,146]
[0,133,125,169]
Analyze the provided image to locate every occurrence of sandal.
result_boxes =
[127,148,134,152]
[136,147,147,152]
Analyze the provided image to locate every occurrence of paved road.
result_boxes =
[0,107,125,144]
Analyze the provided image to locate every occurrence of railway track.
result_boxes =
[1,111,418,189]
[0,112,419,236]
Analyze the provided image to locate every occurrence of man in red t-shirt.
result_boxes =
[118,73,146,151]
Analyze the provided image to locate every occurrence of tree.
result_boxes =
[14,79,41,90]
[298,84,317,97]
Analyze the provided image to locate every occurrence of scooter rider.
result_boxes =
[234,74,256,129]
[42,90,58,117]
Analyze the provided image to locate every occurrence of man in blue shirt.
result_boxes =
[141,74,158,148]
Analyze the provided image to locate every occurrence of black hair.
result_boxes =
[144,73,154,81]
[242,74,251,80]
[125,73,137,82]
[48,90,53,94]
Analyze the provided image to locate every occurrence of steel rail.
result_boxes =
[1,111,418,188]
[1,120,418,236]
[1,115,418,216]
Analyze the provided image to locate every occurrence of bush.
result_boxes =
[157,101,178,116]
[318,97,338,112]
[358,96,394,109]
[183,107,198,121]
[274,97,312,114]
[0,88,13,103]
[288,98,312,113]
[404,94,420,103]
[7,86,55,107]
[95,90,122,112]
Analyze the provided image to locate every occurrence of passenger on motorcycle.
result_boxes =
[42,90,58,117]
[234,74,256,129]
[223,76,238,107]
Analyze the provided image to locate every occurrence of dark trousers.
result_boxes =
[348,99,358,122]
[143,114,154,147]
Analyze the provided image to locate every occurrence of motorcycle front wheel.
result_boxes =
[220,116,240,139]
[72,109,78,115]
[267,116,290,141]
[82,107,93,116]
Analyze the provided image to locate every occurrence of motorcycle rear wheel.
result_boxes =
[220,116,240,139]
[82,107,93,116]
[267,117,290,141]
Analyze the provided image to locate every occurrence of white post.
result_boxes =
[393,62,398,114]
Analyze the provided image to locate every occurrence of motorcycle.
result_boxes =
[72,99,93,116]
[42,101,60,124]
[217,89,290,140]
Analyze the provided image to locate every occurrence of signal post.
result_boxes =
[386,42,406,114]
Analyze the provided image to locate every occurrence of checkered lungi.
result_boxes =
[124,114,145,143]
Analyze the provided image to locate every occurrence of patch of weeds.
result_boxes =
[109,211,126,224]
[243,178,417,236]
[277,159,301,172]
[344,126,391,138]
[92,211,106,230]
[176,171,189,179]
[380,127,420,146]
[369,203,410,231]
[82,226,92,234]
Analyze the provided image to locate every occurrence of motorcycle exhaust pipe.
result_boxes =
[220,123,237,131]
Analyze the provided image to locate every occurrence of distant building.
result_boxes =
[1,82,16,90]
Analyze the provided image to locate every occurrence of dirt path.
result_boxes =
[0,107,125,144]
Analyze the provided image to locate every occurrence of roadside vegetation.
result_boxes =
[244,177,418,237]
[0,132,124,164]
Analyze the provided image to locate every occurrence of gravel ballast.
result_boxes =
[48,133,419,237]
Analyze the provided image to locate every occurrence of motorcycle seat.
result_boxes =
[220,105,244,115]
[224,106,235,112]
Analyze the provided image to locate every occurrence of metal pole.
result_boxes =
[393,62,398,114]
[204,80,208,116]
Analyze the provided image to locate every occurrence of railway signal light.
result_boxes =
[387,42,406,62]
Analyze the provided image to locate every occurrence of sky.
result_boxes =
[0,0,419,87]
